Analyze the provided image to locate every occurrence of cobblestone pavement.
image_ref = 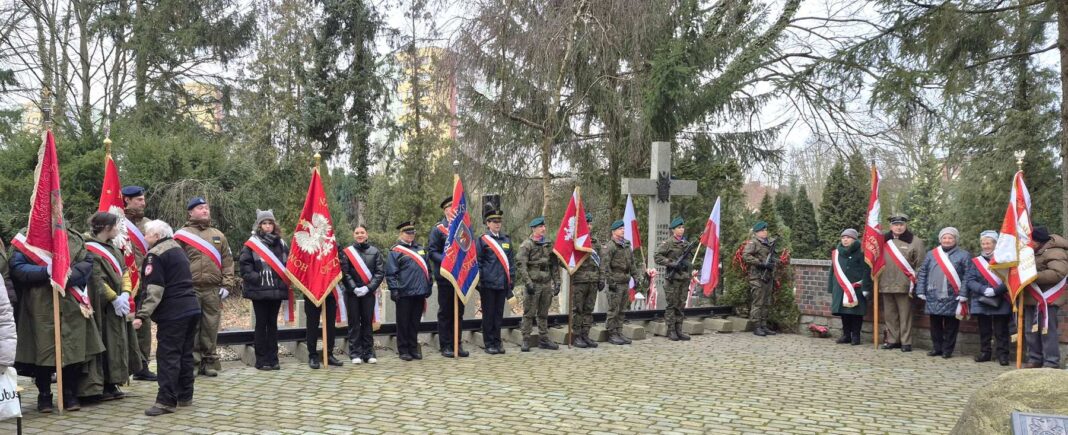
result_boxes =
[3,331,1010,434]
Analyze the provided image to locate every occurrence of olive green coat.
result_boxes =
[655,236,693,282]
[13,230,105,370]
[80,235,140,394]
[601,238,644,290]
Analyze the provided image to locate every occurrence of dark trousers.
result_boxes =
[344,291,376,359]
[1025,305,1062,367]
[395,297,423,356]
[840,314,863,340]
[436,280,465,348]
[34,364,81,398]
[304,295,337,360]
[155,314,199,407]
[251,299,282,367]
[976,314,1010,359]
[479,288,508,348]
[929,315,960,355]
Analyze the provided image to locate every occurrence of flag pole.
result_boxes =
[565,270,573,348]
[1016,296,1024,369]
[453,291,459,359]
[41,89,64,414]
[873,280,880,349]
[313,152,329,367]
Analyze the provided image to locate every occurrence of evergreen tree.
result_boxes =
[757,192,782,242]
[818,161,859,255]
[845,152,872,232]
[776,191,796,231]
[792,186,820,258]
[902,153,943,243]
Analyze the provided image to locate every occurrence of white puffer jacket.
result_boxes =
[0,274,15,367]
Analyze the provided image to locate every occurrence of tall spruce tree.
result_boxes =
[818,161,859,255]
[792,186,821,258]
[902,153,943,242]
[775,191,796,230]
[757,192,783,243]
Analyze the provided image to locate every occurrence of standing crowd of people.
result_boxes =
[825,214,1065,369]
[0,188,1062,419]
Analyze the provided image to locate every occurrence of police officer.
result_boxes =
[175,197,235,377]
[386,221,432,361]
[655,217,693,341]
[123,185,157,381]
[476,209,514,355]
[134,220,202,416]
[428,197,469,357]
[601,220,644,345]
[571,212,603,348]
[742,221,777,337]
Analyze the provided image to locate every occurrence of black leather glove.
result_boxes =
[525,285,536,296]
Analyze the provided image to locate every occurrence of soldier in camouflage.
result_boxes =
[601,220,645,345]
[570,213,603,348]
[516,217,560,352]
[742,221,778,337]
[654,217,693,341]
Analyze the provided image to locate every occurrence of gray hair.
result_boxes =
[144,219,174,239]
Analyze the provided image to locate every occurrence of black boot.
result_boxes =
[538,337,559,350]
[133,360,157,381]
[584,332,599,348]
[675,324,691,341]
[836,335,851,344]
[667,328,681,341]
[850,333,862,346]
[753,326,767,337]
[520,337,531,352]
[327,354,344,367]
[608,332,627,345]
[620,333,632,344]
[974,353,992,363]
[37,393,53,413]
[308,355,321,369]
[572,334,589,348]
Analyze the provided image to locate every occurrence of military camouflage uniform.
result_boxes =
[601,238,643,335]
[516,236,558,339]
[571,236,602,342]
[655,236,693,331]
[742,236,777,330]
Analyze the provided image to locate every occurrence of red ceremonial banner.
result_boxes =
[286,166,342,306]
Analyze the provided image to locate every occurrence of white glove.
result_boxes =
[634,293,646,301]
[112,293,131,317]
[984,287,995,297]
[219,287,230,299]
[355,286,370,297]
[956,296,968,302]
[918,294,927,301]
[862,291,870,298]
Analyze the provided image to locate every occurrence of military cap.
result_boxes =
[484,209,503,222]
[1033,226,1051,243]
[888,213,909,224]
[186,196,207,211]
[396,221,416,232]
[610,220,625,231]
[670,217,685,229]
[752,221,768,232]
[121,185,145,197]
[529,216,546,228]
[440,196,453,209]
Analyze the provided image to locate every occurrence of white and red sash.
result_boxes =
[1028,277,1066,334]
[932,247,968,319]
[175,229,222,270]
[392,245,429,279]
[972,256,1010,304]
[13,233,90,307]
[885,240,917,291]
[125,218,148,255]
[85,241,122,276]
[832,249,859,308]
[481,234,511,285]
[343,246,373,285]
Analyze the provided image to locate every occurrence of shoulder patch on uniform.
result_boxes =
[212,236,222,244]
[502,243,510,249]
[417,250,426,255]
[144,256,154,276]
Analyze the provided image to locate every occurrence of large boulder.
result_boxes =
[951,368,1068,435]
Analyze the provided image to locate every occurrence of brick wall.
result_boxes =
[792,259,1068,356]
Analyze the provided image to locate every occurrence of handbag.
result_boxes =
[978,296,1002,308]
[0,366,22,420]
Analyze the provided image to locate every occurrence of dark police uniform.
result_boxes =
[137,237,202,415]
[475,210,514,355]
[386,221,432,361]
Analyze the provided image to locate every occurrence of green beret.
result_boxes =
[528,216,545,228]
[585,212,593,223]
[610,220,624,230]
[669,217,685,229]
[753,221,768,232]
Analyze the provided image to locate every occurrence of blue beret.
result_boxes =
[121,185,145,197]
[529,216,545,228]
[670,217,685,229]
[186,196,207,211]
[585,212,593,223]
[610,220,624,230]
[753,221,768,232]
